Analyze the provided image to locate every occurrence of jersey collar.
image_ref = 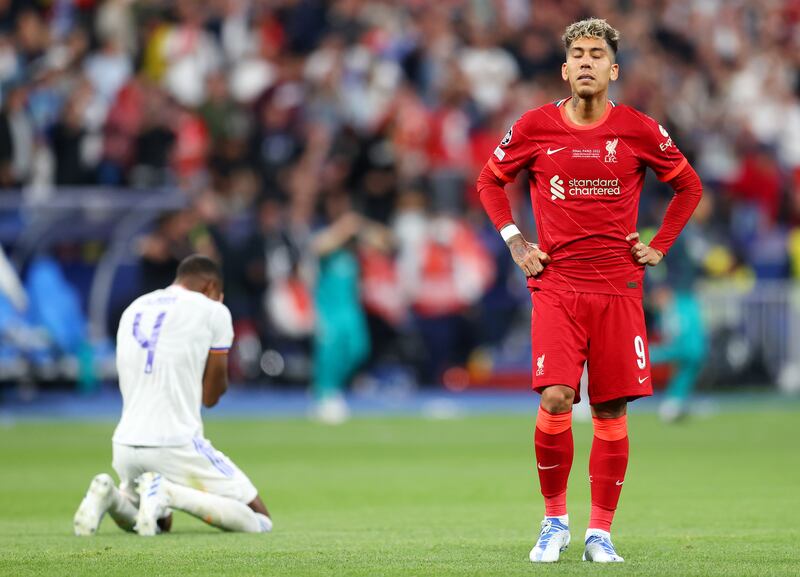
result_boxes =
[558,97,614,131]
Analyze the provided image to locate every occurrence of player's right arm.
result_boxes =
[477,113,550,277]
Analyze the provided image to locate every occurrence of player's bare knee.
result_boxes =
[591,398,627,419]
[540,385,575,414]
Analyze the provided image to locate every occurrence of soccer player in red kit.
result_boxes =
[477,18,702,563]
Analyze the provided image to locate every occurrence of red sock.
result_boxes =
[589,415,629,532]
[534,407,573,517]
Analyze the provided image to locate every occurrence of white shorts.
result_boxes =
[112,438,258,505]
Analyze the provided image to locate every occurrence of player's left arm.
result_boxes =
[628,164,703,265]
[203,301,234,408]
[629,115,703,266]
[202,351,228,408]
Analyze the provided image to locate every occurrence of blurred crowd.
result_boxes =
[0,0,798,391]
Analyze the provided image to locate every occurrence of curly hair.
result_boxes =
[562,18,620,56]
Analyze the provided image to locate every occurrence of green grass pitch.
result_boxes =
[1,409,799,576]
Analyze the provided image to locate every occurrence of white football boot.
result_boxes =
[583,529,624,562]
[73,473,115,536]
[135,472,171,536]
[529,516,571,563]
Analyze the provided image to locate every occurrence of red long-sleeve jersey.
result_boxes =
[478,97,702,297]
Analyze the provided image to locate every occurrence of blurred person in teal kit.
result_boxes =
[311,190,370,424]
[649,280,707,422]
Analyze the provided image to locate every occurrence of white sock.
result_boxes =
[545,514,569,525]
[108,486,138,531]
[586,528,611,540]
[166,482,271,533]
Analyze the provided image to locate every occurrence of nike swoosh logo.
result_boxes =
[547,146,567,155]
[638,376,649,384]
[616,480,624,486]
[537,463,559,470]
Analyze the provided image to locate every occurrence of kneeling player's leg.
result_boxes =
[161,479,272,533]
[138,440,272,534]
[107,480,139,531]
[112,444,175,533]
[109,444,152,531]
[74,473,139,535]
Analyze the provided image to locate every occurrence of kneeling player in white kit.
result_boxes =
[74,255,272,536]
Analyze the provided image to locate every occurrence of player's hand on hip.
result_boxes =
[626,232,663,266]
[507,235,551,277]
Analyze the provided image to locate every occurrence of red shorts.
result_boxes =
[530,289,652,405]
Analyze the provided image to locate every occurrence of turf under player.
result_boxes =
[73,255,273,536]
[477,18,702,562]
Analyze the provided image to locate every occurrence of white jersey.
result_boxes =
[112,285,234,447]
